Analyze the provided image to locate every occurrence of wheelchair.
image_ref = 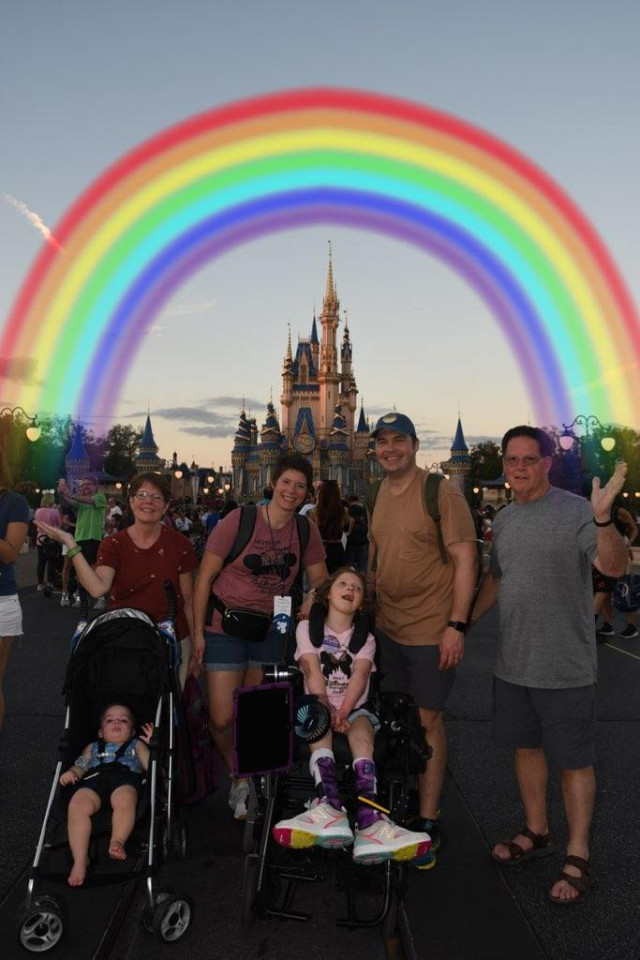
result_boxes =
[234,665,430,959]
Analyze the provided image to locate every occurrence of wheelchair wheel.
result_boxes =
[240,853,259,926]
[17,895,68,953]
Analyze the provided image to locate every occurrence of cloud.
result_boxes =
[181,424,238,438]
[0,356,41,385]
[127,406,239,429]
[161,300,217,318]
[3,194,63,252]
[202,396,263,409]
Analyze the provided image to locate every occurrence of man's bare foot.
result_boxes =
[68,858,88,886]
[108,840,127,860]
[492,833,534,862]
[549,854,594,903]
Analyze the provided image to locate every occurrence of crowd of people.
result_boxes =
[1,415,635,903]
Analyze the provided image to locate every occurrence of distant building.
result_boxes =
[441,417,472,496]
[231,254,379,499]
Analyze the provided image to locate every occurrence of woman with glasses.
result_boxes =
[35,473,198,680]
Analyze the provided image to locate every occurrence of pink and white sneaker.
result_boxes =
[273,798,354,850]
[352,817,431,865]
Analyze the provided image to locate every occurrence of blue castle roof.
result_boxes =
[66,424,89,461]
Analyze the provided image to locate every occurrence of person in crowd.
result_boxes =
[58,502,77,606]
[594,498,638,639]
[309,479,347,573]
[369,412,477,868]
[273,567,431,863]
[107,496,123,521]
[174,509,192,535]
[299,479,322,517]
[60,703,153,886]
[192,453,328,820]
[34,492,61,590]
[345,494,369,573]
[471,426,627,904]
[58,475,107,610]
[0,451,30,733]
[37,473,197,685]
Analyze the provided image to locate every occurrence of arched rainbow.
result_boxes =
[3,88,638,427]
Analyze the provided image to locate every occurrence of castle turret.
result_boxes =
[442,416,471,496]
[135,414,162,473]
[65,423,90,487]
[231,409,251,498]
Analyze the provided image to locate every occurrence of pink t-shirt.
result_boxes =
[34,507,61,546]
[206,507,325,631]
[295,619,376,711]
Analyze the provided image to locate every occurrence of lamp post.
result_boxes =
[0,407,41,479]
[558,416,615,489]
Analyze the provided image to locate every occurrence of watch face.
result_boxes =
[294,433,315,454]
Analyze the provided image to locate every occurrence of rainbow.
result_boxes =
[2,87,638,427]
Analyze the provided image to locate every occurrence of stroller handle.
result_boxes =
[163,580,178,623]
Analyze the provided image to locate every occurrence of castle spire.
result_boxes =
[285,324,292,362]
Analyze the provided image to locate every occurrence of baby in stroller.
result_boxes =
[272,567,431,865]
[60,703,153,886]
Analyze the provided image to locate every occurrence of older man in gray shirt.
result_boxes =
[472,425,627,905]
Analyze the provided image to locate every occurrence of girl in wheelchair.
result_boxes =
[272,567,431,865]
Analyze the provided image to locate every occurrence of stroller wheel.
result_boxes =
[42,585,53,599]
[145,890,193,943]
[17,895,67,953]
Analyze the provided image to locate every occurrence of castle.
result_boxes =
[230,254,472,500]
[231,253,376,499]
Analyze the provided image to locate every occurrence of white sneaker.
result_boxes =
[72,593,81,608]
[37,584,45,592]
[352,817,431,865]
[272,798,354,850]
[60,593,70,607]
[93,597,107,611]
[228,778,250,820]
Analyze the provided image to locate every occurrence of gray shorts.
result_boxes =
[492,678,596,770]
[375,629,455,712]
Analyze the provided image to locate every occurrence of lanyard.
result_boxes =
[265,506,294,595]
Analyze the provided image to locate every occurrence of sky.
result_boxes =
[1,0,638,475]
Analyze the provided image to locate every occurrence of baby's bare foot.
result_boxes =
[68,859,88,886]
[108,840,127,860]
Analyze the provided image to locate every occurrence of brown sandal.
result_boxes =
[548,855,595,904]
[491,827,555,865]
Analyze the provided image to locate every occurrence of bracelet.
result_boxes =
[67,545,83,559]
[594,517,613,527]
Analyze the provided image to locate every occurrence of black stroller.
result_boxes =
[16,595,194,952]
[39,537,77,600]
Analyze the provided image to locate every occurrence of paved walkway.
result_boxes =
[1,553,639,959]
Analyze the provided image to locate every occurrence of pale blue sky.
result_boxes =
[2,0,638,471]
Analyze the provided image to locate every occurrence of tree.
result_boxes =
[468,441,503,484]
[103,424,143,479]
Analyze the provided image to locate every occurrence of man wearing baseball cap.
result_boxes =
[369,412,477,867]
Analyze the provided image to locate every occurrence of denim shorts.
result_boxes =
[348,707,381,733]
[0,594,23,637]
[204,629,286,671]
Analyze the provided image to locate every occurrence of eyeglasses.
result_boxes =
[503,455,545,467]
[133,491,164,502]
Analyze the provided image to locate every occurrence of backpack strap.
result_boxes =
[424,473,449,565]
[365,479,383,573]
[223,504,257,567]
[295,513,311,562]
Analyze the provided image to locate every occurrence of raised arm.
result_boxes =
[34,520,115,597]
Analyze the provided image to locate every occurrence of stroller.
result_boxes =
[40,537,77,600]
[16,592,194,952]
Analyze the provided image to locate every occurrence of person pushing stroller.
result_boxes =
[273,567,431,864]
[60,704,153,886]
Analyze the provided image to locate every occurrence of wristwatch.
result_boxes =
[448,620,468,633]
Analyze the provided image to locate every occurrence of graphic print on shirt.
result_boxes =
[320,633,354,699]
[242,536,297,594]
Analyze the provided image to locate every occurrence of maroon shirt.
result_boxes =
[97,526,197,639]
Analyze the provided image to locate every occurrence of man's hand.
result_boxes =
[438,625,464,671]
[592,461,627,521]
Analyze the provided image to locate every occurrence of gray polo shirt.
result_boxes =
[490,487,597,689]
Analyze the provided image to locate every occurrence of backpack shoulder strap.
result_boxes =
[295,512,311,561]
[223,504,257,567]
[424,473,449,565]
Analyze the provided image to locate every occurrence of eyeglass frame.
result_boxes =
[133,490,165,502]
[502,455,550,467]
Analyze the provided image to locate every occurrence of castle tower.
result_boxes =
[442,416,471,496]
[317,248,341,437]
[135,414,162,473]
[259,400,283,488]
[231,409,252,499]
[65,423,90,487]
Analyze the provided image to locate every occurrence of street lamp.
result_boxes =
[558,415,614,453]
[0,406,40,478]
